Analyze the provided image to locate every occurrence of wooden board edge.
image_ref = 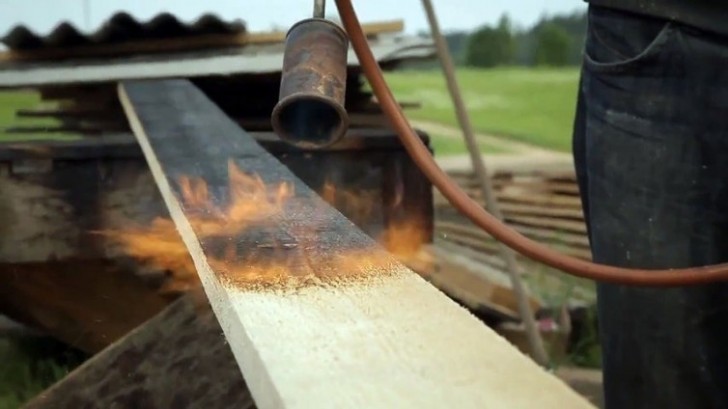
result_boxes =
[117,82,287,408]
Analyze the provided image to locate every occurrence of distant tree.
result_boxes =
[464,14,515,68]
[444,31,470,65]
[532,11,587,65]
[408,9,587,69]
[496,14,513,34]
[534,23,571,66]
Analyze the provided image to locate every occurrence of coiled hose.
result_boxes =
[334,0,728,286]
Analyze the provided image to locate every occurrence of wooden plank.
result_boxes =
[359,100,422,112]
[448,169,578,182]
[505,215,587,235]
[435,220,590,249]
[437,232,593,261]
[0,20,404,62]
[39,86,119,113]
[435,200,585,220]
[3,124,126,135]
[118,79,595,409]
[434,189,584,209]
[0,260,170,354]
[0,129,420,160]
[417,244,542,320]
[493,202,584,220]
[15,108,123,121]
[452,178,581,196]
[434,240,597,305]
[235,113,390,131]
[25,293,255,409]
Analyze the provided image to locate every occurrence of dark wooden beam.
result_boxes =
[0,260,170,354]
[25,293,255,409]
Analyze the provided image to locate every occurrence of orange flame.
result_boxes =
[101,160,428,293]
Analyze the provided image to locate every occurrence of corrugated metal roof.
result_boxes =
[0,35,435,88]
[2,12,246,51]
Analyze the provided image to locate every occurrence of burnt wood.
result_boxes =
[0,128,433,271]
[119,79,388,287]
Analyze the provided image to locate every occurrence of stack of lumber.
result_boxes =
[434,169,590,262]
[7,75,407,138]
[431,167,596,306]
[406,242,542,322]
[0,18,418,139]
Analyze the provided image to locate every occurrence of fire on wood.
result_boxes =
[98,159,429,292]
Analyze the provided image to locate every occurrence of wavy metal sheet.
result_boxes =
[2,12,246,50]
[0,36,436,88]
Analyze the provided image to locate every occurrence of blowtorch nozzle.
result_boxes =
[271,17,350,149]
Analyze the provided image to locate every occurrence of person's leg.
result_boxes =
[572,73,590,236]
[577,6,728,409]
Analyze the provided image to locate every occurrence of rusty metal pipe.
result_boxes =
[271,18,349,149]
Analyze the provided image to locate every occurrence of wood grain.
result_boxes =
[118,78,595,409]
[0,260,169,354]
[25,293,255,409]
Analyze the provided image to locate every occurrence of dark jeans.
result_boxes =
[574,6,728,409]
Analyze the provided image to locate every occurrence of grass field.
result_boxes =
[385,67,580,152]
[0,92,76,142]
[0,338,84,409]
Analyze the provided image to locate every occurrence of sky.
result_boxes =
[0,0,586,35]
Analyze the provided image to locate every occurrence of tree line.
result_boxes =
[416,10,587,68]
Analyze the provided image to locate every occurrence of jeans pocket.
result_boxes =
[584,6,675,73]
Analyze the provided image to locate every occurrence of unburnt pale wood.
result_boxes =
[118,79,595,409]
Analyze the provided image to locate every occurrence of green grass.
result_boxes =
[0,338,85,409]
[386,67,581,152]
[0,92,41,128]
[0,91,77,142]
[0,95,88,406]
[0,95,83,407]
[0,68,582,149]
[0,92,86,406]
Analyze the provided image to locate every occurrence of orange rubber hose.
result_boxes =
[334,0,728,286]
